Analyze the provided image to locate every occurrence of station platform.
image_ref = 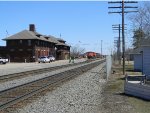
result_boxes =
[0,58,87,76]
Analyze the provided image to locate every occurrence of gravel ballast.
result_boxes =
[0,60,101,91]
[7,63,106,113]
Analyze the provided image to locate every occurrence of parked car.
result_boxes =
[0,57,8,64]
[38,56,50,63]
[48,55,55,62]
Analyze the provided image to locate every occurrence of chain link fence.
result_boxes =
[106,55,112,80]
[99,56,112,80]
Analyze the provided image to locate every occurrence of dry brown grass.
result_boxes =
[110,62,150,113]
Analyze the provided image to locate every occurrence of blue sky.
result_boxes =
[0,1,141,55]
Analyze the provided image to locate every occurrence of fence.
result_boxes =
[106,55,112,80]
[99,62,107,79]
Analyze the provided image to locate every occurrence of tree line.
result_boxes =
[130,2,150,49]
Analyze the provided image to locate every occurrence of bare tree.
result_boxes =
[70,45,85,58]
[129,2,150,37]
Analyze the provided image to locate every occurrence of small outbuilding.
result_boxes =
[132,38,150,76]
[130,48,142,72]
[140,38,150,76]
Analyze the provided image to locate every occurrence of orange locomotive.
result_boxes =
[86,52,96,59]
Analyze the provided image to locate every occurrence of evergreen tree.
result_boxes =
[132,28,145,48]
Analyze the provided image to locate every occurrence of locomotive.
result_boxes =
[86,52,97,59]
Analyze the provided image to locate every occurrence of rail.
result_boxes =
[0,59,97,82]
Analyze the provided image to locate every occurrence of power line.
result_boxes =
[108,0,138,75]
[112,24,123,65]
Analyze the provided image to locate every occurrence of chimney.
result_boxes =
[29,24,35,32]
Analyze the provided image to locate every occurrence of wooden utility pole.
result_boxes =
[112,24,122,64]
[118,24,121,65]
[112,24,127,65]
[122,0,125,75]
[108,0,138,75]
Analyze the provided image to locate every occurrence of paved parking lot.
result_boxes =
[0,58,87,76]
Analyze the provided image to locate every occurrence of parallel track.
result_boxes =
[0,59,96,82]
[0,59,105,110]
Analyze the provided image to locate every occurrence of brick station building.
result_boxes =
[0,24,70,62]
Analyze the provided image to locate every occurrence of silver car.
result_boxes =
[48,55,55,62]
[38,56,50,63]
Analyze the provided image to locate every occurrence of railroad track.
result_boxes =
[0,59,97,82]
[0,59,105,111]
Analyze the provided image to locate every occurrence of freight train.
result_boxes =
[86,52,97,59]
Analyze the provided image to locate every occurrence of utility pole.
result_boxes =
[108,0,138,75]
[113,24,121,64]
[122,0,125,75]
[112,24,127,65]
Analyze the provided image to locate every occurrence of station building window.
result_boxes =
[28,40,31,46]
[20,40,22,44]
[37,40,39,46]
